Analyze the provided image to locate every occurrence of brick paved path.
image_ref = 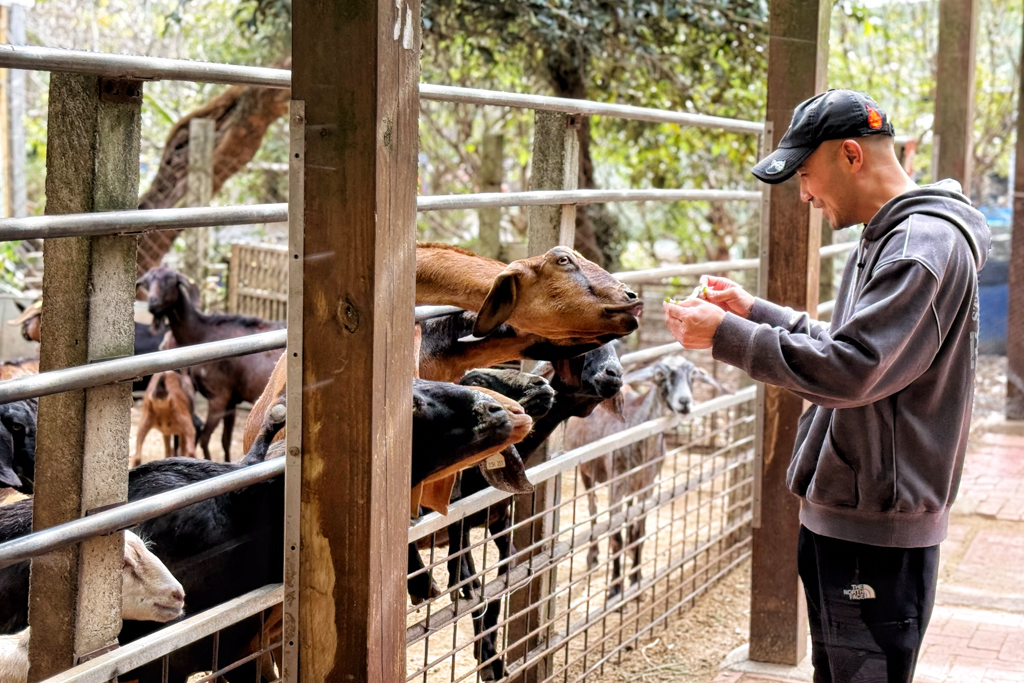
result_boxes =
[711,430,1024,683]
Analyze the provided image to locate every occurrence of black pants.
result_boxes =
[797,526,939,683]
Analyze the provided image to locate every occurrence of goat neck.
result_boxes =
[415,243,504,313]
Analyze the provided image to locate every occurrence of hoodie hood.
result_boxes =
[863,179,990,271]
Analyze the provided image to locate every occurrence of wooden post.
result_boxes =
[291,0,418,679]
[478,133,504,260]
[182,117,214,309]
[934,0,978,195]
[1007,21,1024,420]
[28,73,140,680]
[750,0,830,666]
[506,111,579,681]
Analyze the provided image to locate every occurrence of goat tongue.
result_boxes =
[478,445,534,494]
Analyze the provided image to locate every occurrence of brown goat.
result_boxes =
[5,302,40,343]
[0,360,38,381]
[416,243,642,340]
[138,267,284,460]
[133,371,201,467]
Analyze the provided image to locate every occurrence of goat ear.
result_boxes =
[0,460,22,489]
[14,302,24,313]
[603,392,625,421]
[622,364,658,385]
[473,268,519,337]
[692,367,729,394]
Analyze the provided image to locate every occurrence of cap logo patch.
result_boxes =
[867,106,883,130]
[766,159,786,175]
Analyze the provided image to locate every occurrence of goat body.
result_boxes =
[133,371,203,466]
[566,355,716,600]
[0,362,38,494]
[138,267,284,460]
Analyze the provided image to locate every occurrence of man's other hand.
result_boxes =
[699,275,755,318]
[663,299,726,350]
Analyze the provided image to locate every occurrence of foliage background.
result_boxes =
[2,0,1020,291]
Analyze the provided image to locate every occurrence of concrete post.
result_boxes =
[182,117,215,309]
[506,110,579,682]
[28,73,140,680]
[478,133,504,260]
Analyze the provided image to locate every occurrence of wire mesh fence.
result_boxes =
[405,389,756,683]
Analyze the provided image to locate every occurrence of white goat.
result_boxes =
[565,354,724,601]
[0,531,184,683]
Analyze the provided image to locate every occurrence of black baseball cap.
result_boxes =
[752,89,895,184]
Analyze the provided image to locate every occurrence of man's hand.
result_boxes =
[663,299,726,350]
[699,275,755,319]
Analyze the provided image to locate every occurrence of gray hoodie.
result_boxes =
[712,180,990,547]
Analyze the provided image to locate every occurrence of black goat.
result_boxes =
[408,344,624,681]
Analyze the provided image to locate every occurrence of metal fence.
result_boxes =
[405,378,757,683]
[0,41,848,683]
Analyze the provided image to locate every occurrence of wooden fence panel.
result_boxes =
[227,242,289,321]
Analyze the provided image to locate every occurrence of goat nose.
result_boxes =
[624,288,638,300]
[485,402,505,416]
[171,587,185,603]
[604,366,621,379]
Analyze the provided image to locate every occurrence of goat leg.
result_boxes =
[198,393,230,460]
[221,408,236,462]
[627,514,646,588]
[407,544,441,605]
[133,416,153,468]
[446,518,481,600]
[607,522,624,602]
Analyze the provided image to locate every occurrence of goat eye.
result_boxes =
[557,256,570,266]
[9,424,22,432]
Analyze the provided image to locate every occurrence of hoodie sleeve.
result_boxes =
[747,298,831,340]
[712,258,941,409]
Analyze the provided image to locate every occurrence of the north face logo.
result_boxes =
[843,584,876,600]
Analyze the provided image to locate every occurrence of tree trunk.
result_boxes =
[135,58,291,276]
[544,52,622,270]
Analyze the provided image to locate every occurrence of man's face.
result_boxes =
[796,141,857,229]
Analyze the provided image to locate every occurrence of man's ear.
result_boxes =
[473,265,523,337]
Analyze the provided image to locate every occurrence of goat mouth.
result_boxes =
[153,603,185,619]
[604,302,645,319]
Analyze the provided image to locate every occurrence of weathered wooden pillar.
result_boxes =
[181,117,214,308]
[28,73,140,680]
[934,0,979,194]
[478,132,504,260]
[290,0,418,679]
[750,0,830,665]
[506,110,579,681]
[1007,20,1024,420]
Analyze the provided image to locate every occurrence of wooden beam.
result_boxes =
[29,73,140,680]
[291,0,419,679]
[1008,19,1024,420]
[750,0,830,666]
[934,0,979,194]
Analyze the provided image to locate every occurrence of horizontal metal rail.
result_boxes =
[0,458,284,569]
[0,190,757,241]
[613,257,759,284]
[407,384,757,542]
[419,84,765,134]
[0,204,288,241]
[619,341,684,366]
[0,46,763,134]
[40,584,283,683]
[818,299,836,316]
[0,44,291,88]
[0,329,286,404]
[417,188,760,212]
[612,241,858,284]
[820,240,858,258]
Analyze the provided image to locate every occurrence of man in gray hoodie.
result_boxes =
[663,89,990,682]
